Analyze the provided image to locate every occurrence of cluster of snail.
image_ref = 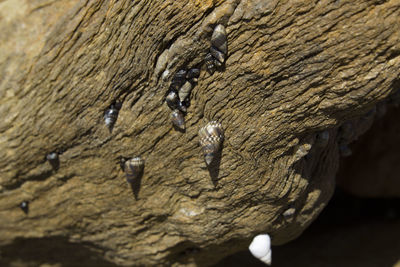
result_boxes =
[205,24,228,74]
[100,25,228,185]
[166,68,200,130]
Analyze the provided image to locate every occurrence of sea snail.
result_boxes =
[211,24,227,54]
[198,121,224,165]
[249,234,272,265]
[166,90,187,113]
[170,69,187,91]
[19,201,29,214]
[46,152,60,169]
[171,109,185,130]
[205,24,228,74]
[124,157,145,183]
[104,105,119,131]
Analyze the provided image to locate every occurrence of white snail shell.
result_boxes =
[249,234,272,265]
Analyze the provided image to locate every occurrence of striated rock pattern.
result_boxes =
[0,0,399,266]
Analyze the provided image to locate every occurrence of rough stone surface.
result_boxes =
[0,0,399,266]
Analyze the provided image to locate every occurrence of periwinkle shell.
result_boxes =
[171,109,185,130]
[124,157,145,183]
[205,53,216,74]
[198,121,224,165]
[211,24,227,54]
[104,106,119,131]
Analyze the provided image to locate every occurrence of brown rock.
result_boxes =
[0,0,399,265]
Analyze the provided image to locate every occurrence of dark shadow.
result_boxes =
[0,236,117,267]
[128,172,143,201]
[207,148,222,187]
[216,63,226,73]
[173,124,186,133]
[165,240,201,266]
[214,192,400,267]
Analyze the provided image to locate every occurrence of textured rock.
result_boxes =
[0,0,399,266]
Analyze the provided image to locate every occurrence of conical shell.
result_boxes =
[171,109,185,130]
[198,121,224,165]
[249,234,272,265]
[104,107,118,131]
[210,47,226,64]
[124,157,144,183]
[205,53,216,74]
[170,69,187,91]
[186,68,200,82]
[166,91,187,112]
[178,81,193,102]
[211,24,227,54]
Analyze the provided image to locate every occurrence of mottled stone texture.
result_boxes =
[0,0,399,266]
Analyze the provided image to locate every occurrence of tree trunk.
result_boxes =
[0,0,399,266]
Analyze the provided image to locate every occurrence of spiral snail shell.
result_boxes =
[186,68,200,82]
[205,24,228,74]
[249,234,272,265]
[178,81,193,103]
[19,201,29,214]
[210,46,226,65]
[211,24,227,54]
[104,105,119,131]
[205,53,216,74]
[171,109,185,130]
[198,121,224,165]
[170,69,187,91]
[124,157,145,183]
[166,90,186,112]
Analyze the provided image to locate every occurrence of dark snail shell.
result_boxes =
[205,53,216,74]
[211,24,227,54]
[124,157,145,183]
[46,152,59,169]
[166,90,187,112]
[170,69,187,91]
[186,68,200,82]
[19,201,29,214]
[198,121,224,165]
[104,106,119,131]
[210,47,226,64]
[171,109,185,130]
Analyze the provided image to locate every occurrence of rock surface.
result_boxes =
[0,0,399,266]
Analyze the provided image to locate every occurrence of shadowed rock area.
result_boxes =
[0,0,399,266]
